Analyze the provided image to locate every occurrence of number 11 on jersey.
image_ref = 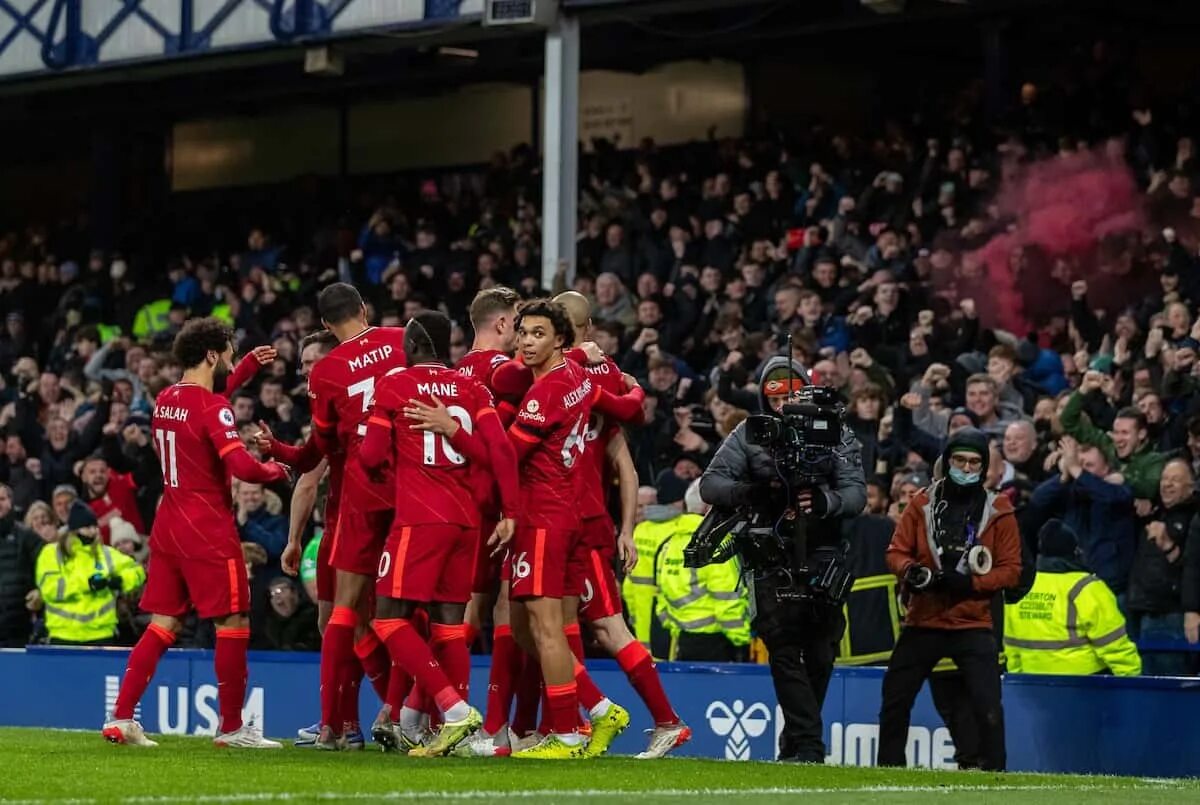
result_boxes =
[154,428,179,487]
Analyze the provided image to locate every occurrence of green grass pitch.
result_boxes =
[0,728,1195,804]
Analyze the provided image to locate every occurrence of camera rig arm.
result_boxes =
[683,505,750,568]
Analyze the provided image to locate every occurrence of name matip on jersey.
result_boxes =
[308,326,407,512]
[150,383,247,559]
[510,360,597,531]
[370,364,495,527]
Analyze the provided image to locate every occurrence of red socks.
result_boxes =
[512,651,543,736]
[113,623,175,720]
[386,662,413,722]
[463,622,480,651]
[355,631,392,702]
[483,625,519,735]
[545,681,579,736]
[215,626,250,734]
[321,606,357,736]
[616,641,678,726]
[374,618,460,715]
[564,623,605,711]
[563,622,586,661]
[431,623,470,703]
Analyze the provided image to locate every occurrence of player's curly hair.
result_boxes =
[515,299,574,348]
[173,318,234,369]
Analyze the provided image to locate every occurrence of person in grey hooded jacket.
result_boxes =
[698,355,866,763]
[699,356,867,520]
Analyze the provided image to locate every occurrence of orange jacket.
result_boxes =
[885,483,1022,630]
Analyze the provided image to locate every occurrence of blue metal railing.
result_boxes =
[0,0,462,77]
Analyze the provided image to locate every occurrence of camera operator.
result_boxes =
[877,428,1022,771]
[699,357,866,763]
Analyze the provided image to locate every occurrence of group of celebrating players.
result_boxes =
[101,282,692,760]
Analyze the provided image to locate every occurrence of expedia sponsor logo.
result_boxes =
[521,398,545,423]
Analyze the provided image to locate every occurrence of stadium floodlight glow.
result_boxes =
[483,0,559,27]
[304,46,344,77]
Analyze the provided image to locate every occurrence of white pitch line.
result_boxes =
[3,783,1193,805]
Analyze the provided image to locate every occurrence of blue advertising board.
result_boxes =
[1,647,1198,777]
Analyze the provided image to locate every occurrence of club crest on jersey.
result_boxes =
[218,408,236,427]
[526,399,540,414]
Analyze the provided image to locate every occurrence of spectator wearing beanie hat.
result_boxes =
[35,500,145,646]
[878,427,1021,771]
[1003,518,1140,677]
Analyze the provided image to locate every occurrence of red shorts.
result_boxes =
[472,517,503,596]
[329,506,391,577]
[509,525,580,600]
[579,516,616,559]
[140,551,250,620]
[376,523,475,604]
[579,547,623,621]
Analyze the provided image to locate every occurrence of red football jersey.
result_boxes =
[308,326,407,512]
[369,364,494,527]
[149,383,247,559]
[455,349,510,394]
[455,348,512,513]
[578,356,626,521]
[510,360,596,531]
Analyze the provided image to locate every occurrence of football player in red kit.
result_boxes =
[307,283,408,750]
[453,299,646,757]
[267,330,392,749]
[363,311,521,757]
[103,318,289,749]
[498,300,598,759]
[554,292,691,758]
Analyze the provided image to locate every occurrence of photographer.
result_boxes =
[699,356,866,763]
[877,429,1021,771]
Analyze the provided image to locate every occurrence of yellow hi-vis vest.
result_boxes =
[836,573,902,666]
[622,515,687,648]
[654,525,750,651]
[131,299,172,341]
[1004,570,1141,676]
[36,536,146,643]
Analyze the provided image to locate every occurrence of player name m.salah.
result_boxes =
[156,406,190,423]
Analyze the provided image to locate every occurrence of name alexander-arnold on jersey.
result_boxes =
[561,378,593,408]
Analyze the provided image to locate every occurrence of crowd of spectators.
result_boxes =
[2,39,1200,671]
